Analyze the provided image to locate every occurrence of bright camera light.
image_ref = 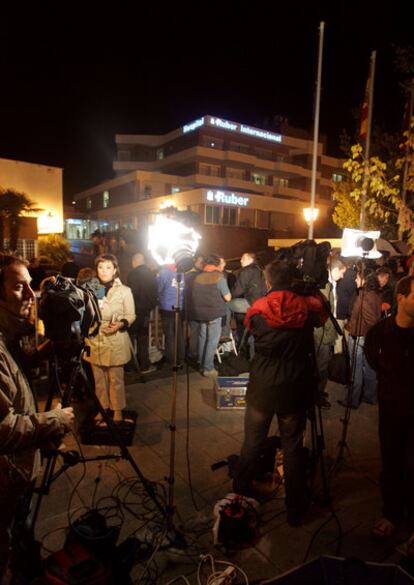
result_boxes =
[341,228,382,259]
[148,215,201,268]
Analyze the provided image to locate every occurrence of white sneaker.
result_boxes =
[141,365,157,374]
[203,369,218,378]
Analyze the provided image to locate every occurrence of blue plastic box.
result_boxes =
[215,376,249,410]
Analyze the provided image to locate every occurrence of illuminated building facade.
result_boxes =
[68,116,344,256]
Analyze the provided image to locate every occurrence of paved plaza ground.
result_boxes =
[35,370,414,583]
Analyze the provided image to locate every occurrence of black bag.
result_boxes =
[327,338,350,385]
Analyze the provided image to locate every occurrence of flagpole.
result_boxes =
[308,21,325,240]
[360,50,376,230]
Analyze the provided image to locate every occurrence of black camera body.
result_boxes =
[275,239,332,293]
[39,275,101,350]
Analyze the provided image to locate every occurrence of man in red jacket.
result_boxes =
[233,261,327,526]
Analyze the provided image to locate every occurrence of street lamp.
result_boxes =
[303,207,319,233]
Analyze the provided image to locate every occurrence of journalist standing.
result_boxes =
[233,262,327,526]
[0,256,74,579]
[85,254,135,424]
[365,275,414,554]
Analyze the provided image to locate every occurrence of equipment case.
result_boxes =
[215,376,249,410]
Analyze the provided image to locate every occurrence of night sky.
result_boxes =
[1,3,412,202]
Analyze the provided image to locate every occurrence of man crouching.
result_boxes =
[233,261,327,526]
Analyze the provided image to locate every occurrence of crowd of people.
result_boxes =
[1,244,414,579]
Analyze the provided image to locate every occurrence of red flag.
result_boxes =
[359,71,371,142]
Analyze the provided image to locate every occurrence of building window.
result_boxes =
[205,205,221,225]
[144,185,152,198]
[252,173,266,185]
[229,141,250,154]
[118,149,131,161]
[222,207,237,225]
[255,147,273,161]
[274,177,289,189]
[103,190,110,208]
[201,136,224,149]
[270,211,294,230]
[157,148,164,160]
[86,197,92,210]
[332,173,343,182]
[226,167,245,180]
[256,210,269,229]
[239,208,255,227]
[171,187,180,194]
[199,163,221,177]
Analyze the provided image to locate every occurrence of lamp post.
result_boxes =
[303,207,319,232]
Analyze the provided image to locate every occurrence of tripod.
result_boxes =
[30,342,167,533]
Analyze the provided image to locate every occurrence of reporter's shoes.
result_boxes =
[371,517,396,540]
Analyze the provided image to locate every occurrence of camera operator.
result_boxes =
[365,275,414,554]
[0,256,74,578]
[232,261,328,526]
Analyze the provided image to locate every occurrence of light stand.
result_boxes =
[330,252,370,475]
[164,271,187,548]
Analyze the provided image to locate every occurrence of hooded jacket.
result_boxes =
[244,289,328,414]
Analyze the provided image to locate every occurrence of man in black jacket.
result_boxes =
[127,252,159,373]
[233,261,327,525]
[229,252,267,347]
[365,275,414,552]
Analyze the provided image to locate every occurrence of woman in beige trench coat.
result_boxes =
[85,254,135,423]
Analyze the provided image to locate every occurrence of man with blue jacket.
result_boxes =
[157,263,185,364]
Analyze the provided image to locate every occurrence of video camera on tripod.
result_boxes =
[274,239,332,294]
[38,274,103,352]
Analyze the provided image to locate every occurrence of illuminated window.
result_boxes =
[157,148,164,160]
[274,177,289,189]
[332,173,343,182]
[103,191,110,208]
[171,187,180,194]
[86,197,92,209]
[252,174,266,185]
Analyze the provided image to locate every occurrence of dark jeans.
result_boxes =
[160,310,184,364]
[233,404,308,521]
[129,311,151,370]
[379,405,414,529]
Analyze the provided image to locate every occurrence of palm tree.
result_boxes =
[0,188,41,252]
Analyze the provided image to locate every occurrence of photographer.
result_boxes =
[0,256,74,577]
[233,261,328,526]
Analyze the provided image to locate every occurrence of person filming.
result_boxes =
[233,261,327,526]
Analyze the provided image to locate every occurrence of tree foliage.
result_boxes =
[38,234,71,268]
[0,188,41,252]
[332,121,414,250]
